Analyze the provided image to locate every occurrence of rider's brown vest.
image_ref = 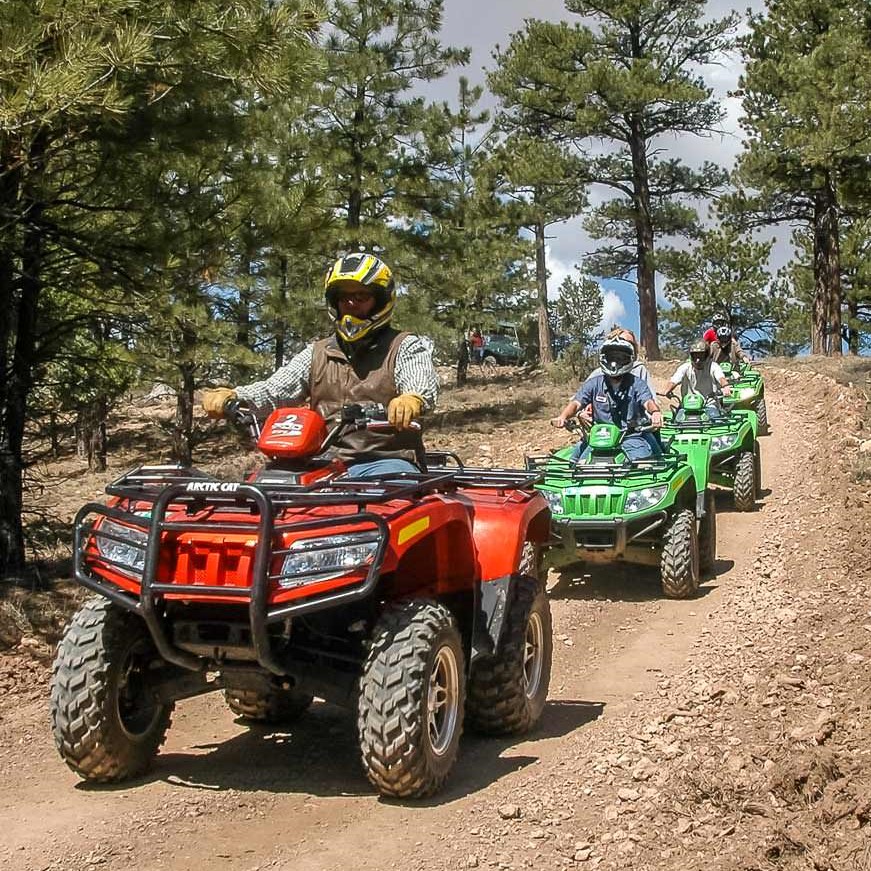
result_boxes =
[309,328,425,465]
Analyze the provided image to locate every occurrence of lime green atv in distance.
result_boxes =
[526,421,715,599]
[661,393,761,513]
[720,360,768,434]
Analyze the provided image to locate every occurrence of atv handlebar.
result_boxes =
[222,399,421,451]
[224,398,261,437]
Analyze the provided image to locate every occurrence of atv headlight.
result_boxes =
[279,532,379,588]
[541,489,564,515]
[738,387,756,400]
[710,433,739,453]
[624,485,668,514]
[95,519,147,575]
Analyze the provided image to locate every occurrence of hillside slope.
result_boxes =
[1,360,869,871]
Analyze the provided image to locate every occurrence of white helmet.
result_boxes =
[599,337,636,377]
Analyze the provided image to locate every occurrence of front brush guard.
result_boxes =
[74,482,389,676]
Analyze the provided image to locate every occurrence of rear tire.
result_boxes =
[660,509,700,599]
[734,451,757,512]
[224,687,313,724]
[467,576,552,735]
[50,597,173,782]
[358,600,465,799]
[698,489,717,576]
[519,540,542,579]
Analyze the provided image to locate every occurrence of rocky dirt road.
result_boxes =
[1,363,870,871]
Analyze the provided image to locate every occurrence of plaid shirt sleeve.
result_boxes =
[234,335,438,413]
[396,335,439,410]
[234,345,313,411]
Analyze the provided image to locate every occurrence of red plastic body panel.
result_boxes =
[461,489,550,580]
[85,487,550,607]
[257,408,327,459]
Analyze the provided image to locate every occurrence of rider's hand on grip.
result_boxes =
[387,393,424,430]
[202,387,237,419]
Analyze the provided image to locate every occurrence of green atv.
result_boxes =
[661,392,761,513]
[720,360,768,434]
[526,421,715,599]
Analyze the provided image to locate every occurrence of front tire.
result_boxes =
[467,576,552,735]
[50,597,173,782]
[358,600,465,799]
[756,397,768,434]
[660,508,700,599]
[698,489,717,576]
[734,450,757,512]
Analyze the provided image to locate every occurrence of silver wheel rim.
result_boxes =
[523,612,544,700]
[428,646,460,756]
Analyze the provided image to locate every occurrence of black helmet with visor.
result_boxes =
[599,336,636,378]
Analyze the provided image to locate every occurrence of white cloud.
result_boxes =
[545,246,626,333]
[601,291,626,332]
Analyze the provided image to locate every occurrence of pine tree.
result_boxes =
[397,78,534,353]
[734,0,871,356]
[487,1,736,359]
[306,0,468,252]
[0,1,323,574]
[659,224,786,355]
[487,62,590,366]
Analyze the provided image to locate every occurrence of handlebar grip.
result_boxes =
[366,420,422,431]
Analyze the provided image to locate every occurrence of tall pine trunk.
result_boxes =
[534,216,553,365]
[0,155,23,575]
[274,255,288,370]
[628,116,659,360]
[812,180,841,356]
[0,131,47,575]
[345,86,365,243]
[845,297,859,355]
[173,361,196,467]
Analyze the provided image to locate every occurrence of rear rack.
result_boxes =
[75,463,544,675]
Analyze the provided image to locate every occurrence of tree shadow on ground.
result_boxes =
[76,695,603,806]
[547,563,717,603]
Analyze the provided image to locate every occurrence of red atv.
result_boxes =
[50,402,553,798]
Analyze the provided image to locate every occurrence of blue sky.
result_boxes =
[433,0,772,336]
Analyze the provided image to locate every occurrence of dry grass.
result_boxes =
[0,583,87,651]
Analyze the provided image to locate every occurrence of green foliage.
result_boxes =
[659,223,783,354]
[306,0,468,249]
[399,77,535,337]
[734,0,871,354]
[487,0,737,357]
[553,274,604,350]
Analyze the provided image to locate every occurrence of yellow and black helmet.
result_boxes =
[324,252,396,343]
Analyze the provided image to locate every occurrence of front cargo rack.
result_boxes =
[525,451,682,481]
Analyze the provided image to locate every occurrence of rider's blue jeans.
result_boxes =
[345,458,419,478]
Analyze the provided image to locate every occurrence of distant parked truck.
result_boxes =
[482,325,524,366]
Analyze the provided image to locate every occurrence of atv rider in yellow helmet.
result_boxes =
[202,253,438,477]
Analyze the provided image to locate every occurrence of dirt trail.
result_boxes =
[1,365,868,871]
